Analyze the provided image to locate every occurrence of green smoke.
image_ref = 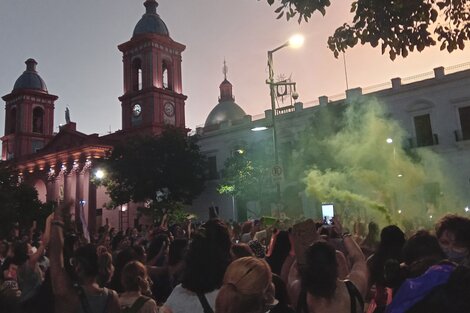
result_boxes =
[296,97,464,226]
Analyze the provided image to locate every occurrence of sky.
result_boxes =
[0,0,469,136]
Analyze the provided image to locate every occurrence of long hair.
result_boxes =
[266,230,291,275]
[181,219,232,293]
[301,241,338,300]
[369,225,405,285]
[216,257,272,313]
[121,261,148,292]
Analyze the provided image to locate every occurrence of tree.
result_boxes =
[0,163,43,238]
[218,149,276,219]
[95,127,207,212]
[261,0,469,60]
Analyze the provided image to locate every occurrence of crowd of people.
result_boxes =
[1,203,470,313]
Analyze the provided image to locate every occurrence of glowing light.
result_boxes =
[397,174,403,178]
[465,207,469,213]
[236,149,245,154]
[429,215,433,219]
[386,138,393,144]
[251,126,269,131]
[121,204,128,212]
[398,210,402,214]
[288,34,305,49]
[95,169,105,179]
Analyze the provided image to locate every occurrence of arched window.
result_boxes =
[9,107,17,134]
[32,107,44,133]
[132,58,143,91]
[162,60,172,90]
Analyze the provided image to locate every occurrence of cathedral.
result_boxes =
[1,0,187,230]
[2,1,470,230]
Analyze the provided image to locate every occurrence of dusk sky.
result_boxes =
[1,0,469,136]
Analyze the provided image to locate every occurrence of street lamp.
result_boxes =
[266,34,304,212]
[95,169,105,179]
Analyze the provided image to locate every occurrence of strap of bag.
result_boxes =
[127,296,151,313]
[345,280,364,313]
[196,292,214,313]
[76,284,93,313]
[295,287,308,313]
[103,289,115,313]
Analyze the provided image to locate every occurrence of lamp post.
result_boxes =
[266,34,304,213]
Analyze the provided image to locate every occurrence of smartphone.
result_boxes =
[321,203,334,225]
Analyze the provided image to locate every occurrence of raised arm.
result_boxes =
[49,202,75,299]
[333,216,368,297]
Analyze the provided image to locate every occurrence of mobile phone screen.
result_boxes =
[321,204,334,225]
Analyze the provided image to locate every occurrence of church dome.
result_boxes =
[133,0,169,37]
[204,68,246,127]
[13,59,48,93]
[204,99,246,127]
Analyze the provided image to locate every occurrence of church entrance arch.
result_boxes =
[33,179,47,203]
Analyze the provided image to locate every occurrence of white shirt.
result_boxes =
[162,284,218,313]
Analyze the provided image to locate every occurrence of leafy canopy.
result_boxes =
[261,0,469,60]
[96,127,207,207]
[0,163,43,238]
[218,146,276,204]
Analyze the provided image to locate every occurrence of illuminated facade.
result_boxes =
[193,65,470,221]
[1,0,187,232]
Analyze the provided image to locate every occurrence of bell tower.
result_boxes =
[1,59,57,160]
[118,0,187,135]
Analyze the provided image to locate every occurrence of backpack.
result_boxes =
[122,296,151,313]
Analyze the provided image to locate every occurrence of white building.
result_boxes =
[191,64,470,222]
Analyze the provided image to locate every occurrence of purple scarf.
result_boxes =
[385,263,455,313]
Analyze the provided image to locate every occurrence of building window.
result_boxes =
[459,106,470,140]
[132,58,142,91]
[414,114,435,147]
[208,156,218,180]
[32,107,44,133]
[162,60,172,90]
[9,108,17,134]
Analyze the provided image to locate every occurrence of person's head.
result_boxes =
[132,245,147,264]
[169,224,185,239]
[216,257,273,313]
[300,241,338,299]
[168,238,188,266]
[252,220,261,233]
[266,230,291,275]
[403,230,445,266]
[97,250,114,287]
[121,261,151,294]
[182,219,231,294]
[11,242,30,266]
[72,244,99,281]
[230,243,254,260]
[241,221,253,234]
[147,234,169,264]
[0,240,9,257]
[435,214,470,264]
[366,222,380,240]
[380,225,406,248]
[354,221,366,237]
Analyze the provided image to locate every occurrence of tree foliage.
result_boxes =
[0,163,43,238]
[218,148,276,211]
[95,127,207,208]
[261,0,469,59]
